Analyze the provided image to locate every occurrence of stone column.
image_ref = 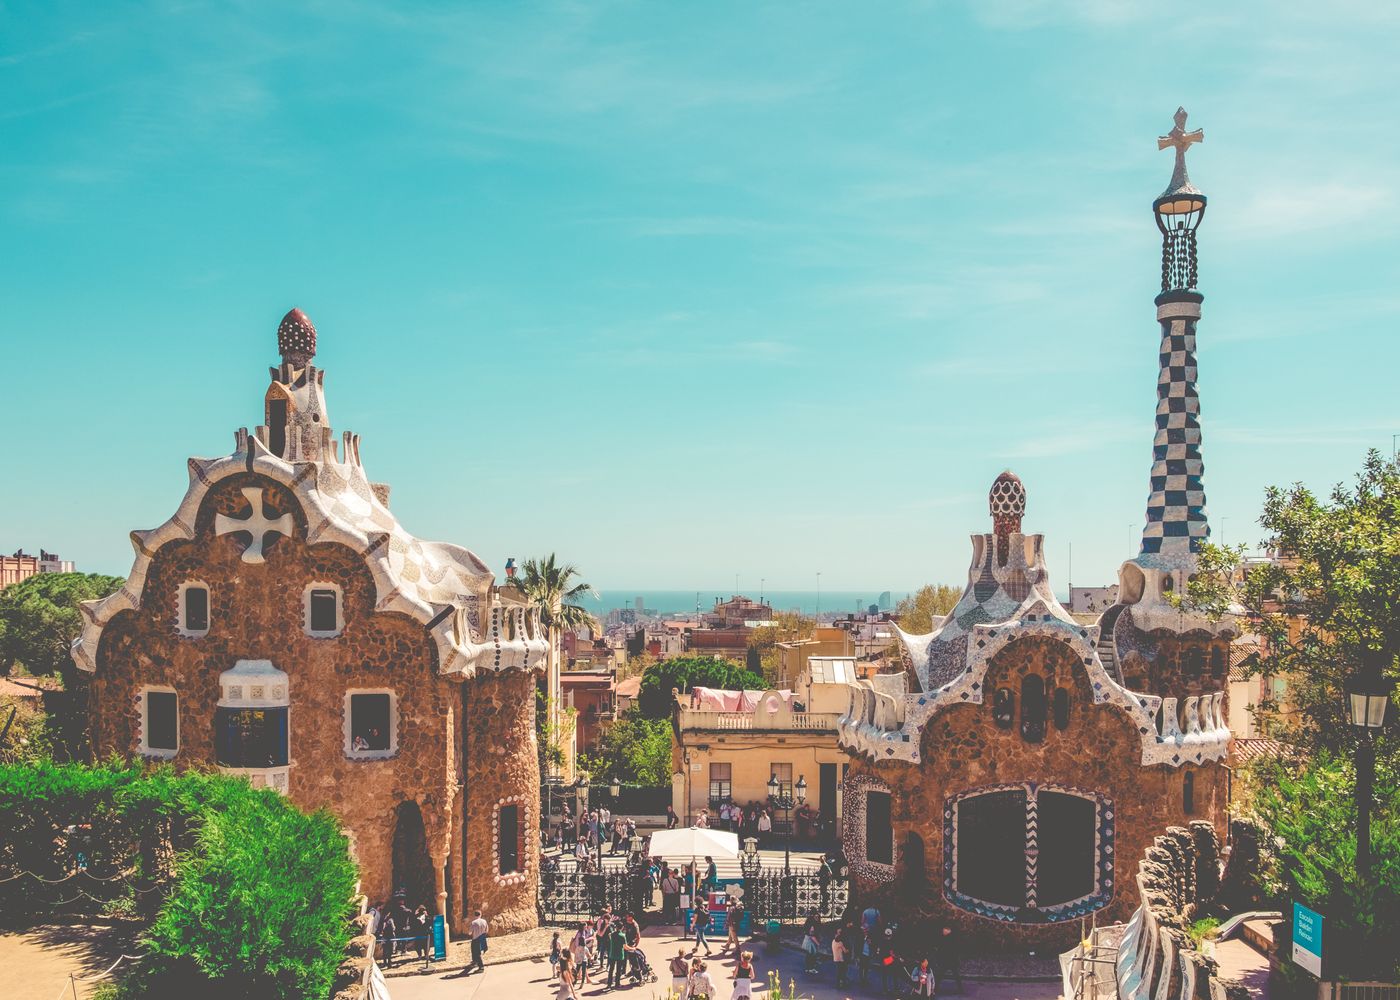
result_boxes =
[462,669,541,934]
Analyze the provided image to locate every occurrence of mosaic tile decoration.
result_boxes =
[841,772,897,885]
[73,314,549,680]
[942,782,1114,925]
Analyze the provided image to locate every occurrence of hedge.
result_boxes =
[0,760,358,999]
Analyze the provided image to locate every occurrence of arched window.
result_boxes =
[993,688,1015,729]
[1053,688,1070,731]
[1020,675,1046,743]
[948,785,1112,922]
[865,790,893,865]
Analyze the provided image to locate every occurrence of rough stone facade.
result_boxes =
[77,310,549,938]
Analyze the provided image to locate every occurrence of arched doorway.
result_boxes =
[391,801,434,911]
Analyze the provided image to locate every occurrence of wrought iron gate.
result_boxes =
[741,870,849,923]
[538,870,653,926]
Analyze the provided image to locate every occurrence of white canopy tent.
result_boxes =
[647,826,740,861]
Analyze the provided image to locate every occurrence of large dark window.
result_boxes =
[349,694,391,752]
[1020,675,1046,743]
[183,586,209,633]
[215,706,289,767]
[146,691,178,752]
[955,789,1026,906]
[708,763,732,808]
[309,588,338,633]
[1037,791,1097,906]
[498,804,520,875]
[865,790,893,865]
[1053,688,1071,731]
[268,397,287,458]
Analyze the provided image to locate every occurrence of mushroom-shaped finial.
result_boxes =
[277,308,317,367]
[989,470,1026,538]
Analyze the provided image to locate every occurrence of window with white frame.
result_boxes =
[344,690,396,758]
[708,762,732,807]
[770,762,793,799]
[303,583,343,637]
[140,686,179,757]
[177,581,210,637]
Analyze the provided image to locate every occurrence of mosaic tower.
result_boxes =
[1140,107,1209,564]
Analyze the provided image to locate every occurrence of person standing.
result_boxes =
[686,958,718,1000]
[756,808,771,845]
[666,803,679,830]
[605,918,626,990]
[623,915,644,984]
[729,949,757,1000]
[467,909,488,974]
[831,924,849,987]
[937,923,964,994]
[549,932,562,980]
[911,956,936,997]
[662,867,681,926]
[668,948,690,995]
[557,953,578,1000]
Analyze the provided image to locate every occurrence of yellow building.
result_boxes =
[774,627,852,688]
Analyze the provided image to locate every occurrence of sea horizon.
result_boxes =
[576,589,911,617]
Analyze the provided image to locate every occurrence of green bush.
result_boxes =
[0,760,357,1000]
[635,655,766,719]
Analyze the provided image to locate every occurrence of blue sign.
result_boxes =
[1292,901,1322,977]
[432,915,446,962]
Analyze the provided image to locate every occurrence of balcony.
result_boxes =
[677,708,842,732]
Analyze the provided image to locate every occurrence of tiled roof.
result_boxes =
[1230,737,1287,765]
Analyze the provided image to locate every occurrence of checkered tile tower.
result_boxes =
[1139,107,1210,569]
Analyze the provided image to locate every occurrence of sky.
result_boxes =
[2,1,1397,592]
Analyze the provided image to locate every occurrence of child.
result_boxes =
[801,925,821,975]
[549,931,562,979]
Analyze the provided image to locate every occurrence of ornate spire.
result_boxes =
[989,471,1026,566]
[277,308,317,368]
[1154,108,1208,294]
[1157,107,1203,199]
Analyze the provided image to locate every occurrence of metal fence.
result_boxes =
[536,866,848,927]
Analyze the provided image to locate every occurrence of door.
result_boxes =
[819,763,837,834]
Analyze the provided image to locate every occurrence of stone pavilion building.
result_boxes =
[837,110,1236,949]
[72,309,550,936]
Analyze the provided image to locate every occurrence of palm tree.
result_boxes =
[519,554,598,778]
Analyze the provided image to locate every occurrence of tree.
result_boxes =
[578,709,672,786]
[519,555,597,774]
[893,584,961,635]
[1180,450,1400,762]
[0,572,124,683]
[635,656,766,720]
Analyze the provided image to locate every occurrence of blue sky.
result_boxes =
[2,1,1397,592]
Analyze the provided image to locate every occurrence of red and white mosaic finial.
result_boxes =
[277,307,317,367]
[989,470,1026,538]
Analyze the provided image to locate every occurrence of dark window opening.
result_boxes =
[1021,675,1047,743]
[498,804,520,875]
[309,588,338,633]
[215,706,289,768]
[184,586,209,633]
[1037,791,1097,906]
[146,691,178,751]
[1209,647,1225,678]
[1184,648,1204,681]
[708,763,732,809]
[268,398,288,458]
[993,688,1015,729]
[1183,771,1195,814]
[350,694,391,752]
[865,790,893,865]
[1053,688,1071,731]
[955,789,1026,907]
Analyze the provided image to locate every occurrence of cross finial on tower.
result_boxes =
[1158,107,1203,198]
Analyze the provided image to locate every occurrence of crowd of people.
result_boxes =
[549,908,654,998]
[674,799,827,841]
[365,891,433,968]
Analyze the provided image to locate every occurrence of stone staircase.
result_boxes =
[1097,605,1126,685]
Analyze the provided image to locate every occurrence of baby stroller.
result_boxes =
[631,948,658,984]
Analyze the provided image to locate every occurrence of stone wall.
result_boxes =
[845,635,1226,951]
[1115,617,1231,701]
[1113,820,1248,1000]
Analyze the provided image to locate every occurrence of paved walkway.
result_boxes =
[1214,939,1270,1000]
[386,927,1064,1000]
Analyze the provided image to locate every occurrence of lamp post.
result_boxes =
[1344,662,1394,882]
[741,836,760,878]
[766,773,808,876]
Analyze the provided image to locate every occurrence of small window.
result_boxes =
[709,762,732,808]
[770,762,793,800]
[1053,688,1071,731]
[142,688,179,756]
[1185,648,1204,681]
[1020,675,1046,743]
[304,583,343,637]
[865,790,893,865]
[178,582,210,636]
[498,804,520,875]
[993,688,1015,729]
[346,691,395,757]
[1183,771,1195,814]
[215,706,289,768]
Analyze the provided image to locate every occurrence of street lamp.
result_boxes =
[766,774,808,876]
[1345,663,1394,882]
[741,836,760,878]
[611,777,621,799]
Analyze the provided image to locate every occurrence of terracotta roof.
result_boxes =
[1230,737,1287,765]
[615,676,641,698]
[1229,636,1262,681]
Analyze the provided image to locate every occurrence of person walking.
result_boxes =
[725,897,743,952]
[623,915,644,984]
[801,923,821,975]
[549,931,562,979]
[911,956,936,997]
[729,950,757,1000]
[556,953,578,1000]
[691,903,712,956]
[467,909,488,974]
[570,921,592,987]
